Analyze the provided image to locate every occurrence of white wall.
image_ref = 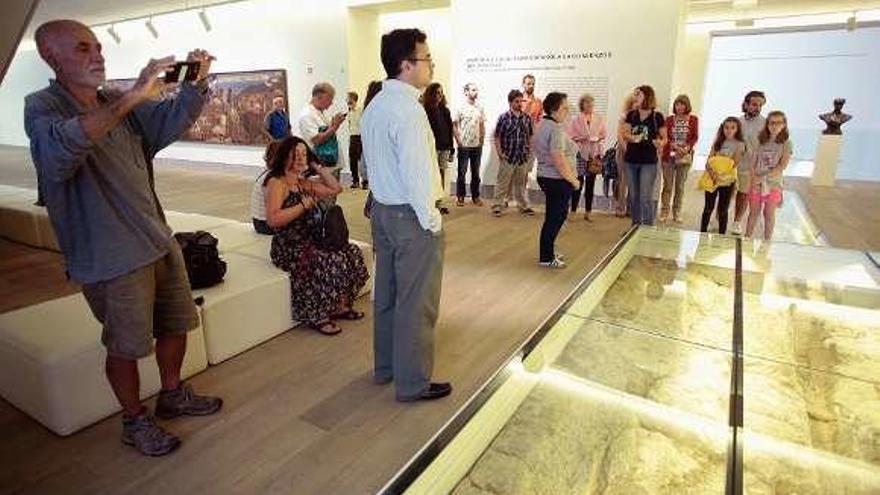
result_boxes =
[449,0,685,186]
[700,27,880,180]
[671,26,711,114]
[347,7,382,100]
[379,8,452,93]
[2,0,685,177]
[0,0,351,166]
[0,48,51,147]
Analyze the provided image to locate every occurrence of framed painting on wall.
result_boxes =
[103,69,288,147]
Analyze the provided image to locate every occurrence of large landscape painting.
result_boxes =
[104,69,288,146]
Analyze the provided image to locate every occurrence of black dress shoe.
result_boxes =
[398,382,452,402]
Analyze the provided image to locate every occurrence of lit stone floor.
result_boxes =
[451,243,880,495]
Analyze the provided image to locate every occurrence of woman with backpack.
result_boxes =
[265,136,369,336]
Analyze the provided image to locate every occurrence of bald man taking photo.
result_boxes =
[24,20,222,456]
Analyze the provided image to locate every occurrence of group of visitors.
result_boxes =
[23,17,453,460]
[23,13,795,460]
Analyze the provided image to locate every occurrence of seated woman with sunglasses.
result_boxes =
[265,136,369,335]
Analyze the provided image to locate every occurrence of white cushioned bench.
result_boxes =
[0,294,208,436]
[0,192,374,421]
[192,252,292,365]
[0,185,46,249]
[230,235,373,299]
[164,210,237,233]
[207,221,266,254]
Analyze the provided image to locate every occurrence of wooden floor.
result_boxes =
[1,145,879,494]
[786,176,880,251]
[0,146,632,495]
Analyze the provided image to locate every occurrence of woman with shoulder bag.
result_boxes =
[265,136,369,336]
[661,94,699,224]
[567,93,607,222]
[619,85,667,226]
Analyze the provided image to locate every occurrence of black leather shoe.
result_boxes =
[398,382,452,402]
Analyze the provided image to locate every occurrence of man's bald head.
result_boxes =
[34,20,105,89]
[35,20,89,62]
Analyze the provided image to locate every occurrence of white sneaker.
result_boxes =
[731,221,742,235]
[554,252,566,262]
[539,258,567,269]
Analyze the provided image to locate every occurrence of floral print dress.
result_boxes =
[270,190,369,326]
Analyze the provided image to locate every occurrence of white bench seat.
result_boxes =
[0,294,208,436]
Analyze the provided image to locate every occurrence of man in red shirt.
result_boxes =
[521,74,543,124]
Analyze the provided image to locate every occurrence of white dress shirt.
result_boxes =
[294,103,328,150]
[348,106,362,136]
[361,79,443,233]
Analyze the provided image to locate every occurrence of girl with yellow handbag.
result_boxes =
[699,117,745,234]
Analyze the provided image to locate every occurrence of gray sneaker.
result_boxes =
[155,383,223,420]
[122,410,180,456]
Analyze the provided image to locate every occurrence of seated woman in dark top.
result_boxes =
[265,136,369,336]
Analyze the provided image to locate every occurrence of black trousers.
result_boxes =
[571,173,597,213]
[349,135,363,185]
[456,147,482,200]
[701,185,735,234]
[538,177,572,262]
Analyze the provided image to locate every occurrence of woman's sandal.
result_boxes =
[311,320,342,336]
[332,309,365,321]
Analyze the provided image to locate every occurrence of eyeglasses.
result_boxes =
[408,57,434,64]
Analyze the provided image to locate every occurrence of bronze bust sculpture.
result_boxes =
[819,98,852,135]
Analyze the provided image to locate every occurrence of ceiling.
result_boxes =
[24,0,880,38]
[687,0,880,22]
[24,0,237,38]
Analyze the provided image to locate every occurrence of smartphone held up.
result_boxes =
[163,61,201,83]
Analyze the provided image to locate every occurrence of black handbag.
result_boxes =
[313,203,350,251]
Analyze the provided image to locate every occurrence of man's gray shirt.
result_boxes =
[24,80,206,284]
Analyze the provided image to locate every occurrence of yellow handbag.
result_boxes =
[699,155,736,192]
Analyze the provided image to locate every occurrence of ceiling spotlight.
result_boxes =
[145,18,159,39]
[198,9,212,32]
[107,25,121,44]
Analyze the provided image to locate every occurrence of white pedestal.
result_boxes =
[811,134,843,187]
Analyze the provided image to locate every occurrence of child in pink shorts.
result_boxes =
[746,110,792,240]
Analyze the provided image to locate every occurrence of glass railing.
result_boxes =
[380,227,880,495]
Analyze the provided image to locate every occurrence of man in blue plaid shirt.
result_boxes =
[492,89,534,216]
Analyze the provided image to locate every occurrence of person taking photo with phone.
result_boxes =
[295,82,346,167]
[24,19,222,457]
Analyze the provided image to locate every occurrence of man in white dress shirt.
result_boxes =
[361,28,451,402]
